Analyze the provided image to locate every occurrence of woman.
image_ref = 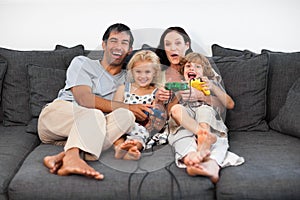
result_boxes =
[155,27,244,183]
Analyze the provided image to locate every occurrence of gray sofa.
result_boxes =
[0,44,299,200]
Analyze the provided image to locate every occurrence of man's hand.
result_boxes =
[128,104,153,122]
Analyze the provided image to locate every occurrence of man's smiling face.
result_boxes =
[102,31,132,67]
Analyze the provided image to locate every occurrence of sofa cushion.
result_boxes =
[26,64,66,134]
[217,130,300,199]
[269,78,300,138]
[0,125,40,199]
[213,53,269,131]
[9,144,215,200]
[211,44,257,58]
[0,46,84,126]
[0,55,7,101]
[261,49,300,122]
[0,56,8,123]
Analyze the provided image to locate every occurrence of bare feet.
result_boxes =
[186,159,220,183]
[114,140,141,160]
[43,152,65,174]
[56,148,104,180]
[182,150,210,167]
[196,123,217,154]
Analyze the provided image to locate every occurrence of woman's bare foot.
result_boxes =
[115,140,141,160]
[196,123,217,154]
[182,150,210,167]
[186,159,220,183]
[57,148,104,180]
[43,152,65,174]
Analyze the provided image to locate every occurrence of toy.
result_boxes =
[190,78,210,96]
[165,82,189,92]
[143,104,167,134]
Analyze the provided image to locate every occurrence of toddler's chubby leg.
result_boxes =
[114,139,142,160]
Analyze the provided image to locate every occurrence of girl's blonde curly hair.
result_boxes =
[126,50,162,86]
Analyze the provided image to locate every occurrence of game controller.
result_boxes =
[144,107,164,119]
[190,78,210,96]
[142,105,167,134]
[165,82,189,92]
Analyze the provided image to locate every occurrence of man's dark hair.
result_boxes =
[102,23,134,48]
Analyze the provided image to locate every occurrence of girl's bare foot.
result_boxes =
[186,159,220,183]
[115,140,141,160]
[43,152,65,174]
[182,150,210,167]
[123,146,141,160]
[57,148,104,180]
[197,124,217,154]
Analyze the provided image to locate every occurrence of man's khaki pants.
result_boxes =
[38,100,135,160]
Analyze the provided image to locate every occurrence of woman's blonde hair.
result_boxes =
[179,52,215,79]
[126,50,161,85]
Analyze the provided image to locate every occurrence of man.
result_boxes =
[38,23,150,180]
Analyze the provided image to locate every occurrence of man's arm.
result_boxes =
[71,85,150,121]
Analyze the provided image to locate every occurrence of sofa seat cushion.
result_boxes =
[9,144,215,200]
[0,46,84,126]
[0,125,40,199]
[217,131,300,200]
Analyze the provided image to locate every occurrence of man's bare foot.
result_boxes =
[196,124,217,154]
[186,159,220,183]
[57,148,104,180]
[43,152,65,174]
[182,150,210,167]
[115,140,141,160]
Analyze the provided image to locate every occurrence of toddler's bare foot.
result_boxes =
[186,159,220,183]
[182,150,210,167]
[57,148,104,180]
[115,140,141,160]
[197,125,217,154]
[43,152,65,174]
[123,146,141,160]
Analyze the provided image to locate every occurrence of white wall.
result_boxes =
[0,0,299,56]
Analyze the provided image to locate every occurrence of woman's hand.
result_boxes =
[155,87,172,102]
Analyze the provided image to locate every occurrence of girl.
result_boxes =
[113,50,166,160]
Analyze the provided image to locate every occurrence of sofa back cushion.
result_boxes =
[0,46,84,126]
[212,53,269,131]
[269,77,300,138]
[261,50,300,122]
[0,55,8,123]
